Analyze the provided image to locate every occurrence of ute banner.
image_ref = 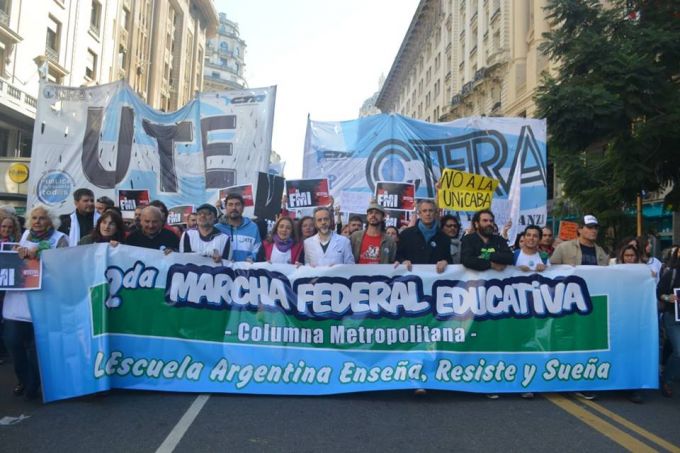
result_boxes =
[303,115,546,240]
[27,81,276,217]
[29,245,657,402]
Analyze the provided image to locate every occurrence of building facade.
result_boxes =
[0,0,217,210]
[203,12,246,92]
[376,0,552,122]
[376,0,678,249]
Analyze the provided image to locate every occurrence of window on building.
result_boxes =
[0,47,5,77]
[121,7,130,31]
[18,130,31,158]
[85,49,97,80]
[0,128,9,157]
[90,1,101,35]
[46,15,61,54]
[118,45,127,71]
[212,71,219,78]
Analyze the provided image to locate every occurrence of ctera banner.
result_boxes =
[303,115,546,235]
[29,245,657,402]
[27,82,276,217]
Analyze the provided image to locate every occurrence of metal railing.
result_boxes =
[45,46,59,63]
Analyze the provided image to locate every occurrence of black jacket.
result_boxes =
[396,222,451,264]
[460,232,514,271]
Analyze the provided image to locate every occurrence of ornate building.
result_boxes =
[203,12,247,91]
[376,0,553,121]
[0,0,218,210]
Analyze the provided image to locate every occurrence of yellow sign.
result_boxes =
[7,163,29,184]
[437,169,499,211]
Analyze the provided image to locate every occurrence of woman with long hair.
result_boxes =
[617,244,640,264]
[0,213,21,246]
[259,216,303,264]
[296,216,316,241]
[3,205,68,400]
[78,210,125,245]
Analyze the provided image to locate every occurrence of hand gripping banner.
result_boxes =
[29,245,657,402]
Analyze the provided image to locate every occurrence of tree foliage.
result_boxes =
[535,0,680,217]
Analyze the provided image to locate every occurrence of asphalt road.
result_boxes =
[2,360,680,452]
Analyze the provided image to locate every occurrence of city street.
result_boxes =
[2,362,680,452]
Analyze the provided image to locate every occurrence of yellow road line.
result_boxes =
[545,394,657,452]
[579,398,680,453]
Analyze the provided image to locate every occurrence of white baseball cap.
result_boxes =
[583,214,599,226]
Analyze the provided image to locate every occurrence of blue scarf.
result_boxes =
[417,220,438,243]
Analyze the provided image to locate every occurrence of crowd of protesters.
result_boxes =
[0,186,678,404]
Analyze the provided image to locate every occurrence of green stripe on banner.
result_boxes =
[90,285,608,352]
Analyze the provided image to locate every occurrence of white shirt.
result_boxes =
[180,228,230,259]
[304,232,354,266]
[270,246,292,264]
[514,250,550,271]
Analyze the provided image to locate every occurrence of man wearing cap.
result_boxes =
[550,215,608,266]
[350,201,396,264]
[179,204,230,263]
[215,193,262,262]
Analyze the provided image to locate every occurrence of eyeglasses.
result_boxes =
[444,223,459,229]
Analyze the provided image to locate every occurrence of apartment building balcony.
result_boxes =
[0,77,38,125]
[0,9,21,46]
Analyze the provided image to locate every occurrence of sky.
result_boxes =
[213,0,420,179]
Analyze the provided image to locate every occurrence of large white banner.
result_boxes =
[27,81,276,214]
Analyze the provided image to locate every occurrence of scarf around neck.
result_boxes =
[417,220,438,243]
[273,233,294,253]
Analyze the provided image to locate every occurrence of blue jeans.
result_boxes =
[3,319,39,394]
[663,313,680,384]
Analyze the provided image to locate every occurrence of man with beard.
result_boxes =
[126,206,180,251]
[461,209,513,271]
[179,203,229,263]
[59,188,100,246]
[350,201,396,264]
[304,206,354,266]
[396,199,450,273]
[215,193,261,262]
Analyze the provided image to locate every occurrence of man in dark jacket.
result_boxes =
[461,209,513,271]
[396,199,450,273]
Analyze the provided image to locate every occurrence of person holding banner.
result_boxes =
[215,193,262,262]
[3,205,68,400]
[350,201,396,264]
[440,214,462,264]
[179,204,230,263]
[59,188,100,247]
[78,210,125,246]
[259,217,303,264]
[396,200,450,273]
[513,225,550,273]
[550,215,609,267]
[304,207,354,266]
[460,209,513,272]
[126,206,180,252]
